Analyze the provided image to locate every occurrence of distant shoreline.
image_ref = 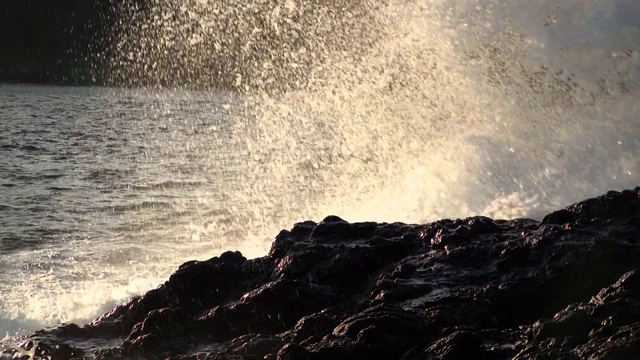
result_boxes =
[0,76,102,87]
[0,81,243,94]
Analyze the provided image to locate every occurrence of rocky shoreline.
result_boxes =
[5,188,640,359]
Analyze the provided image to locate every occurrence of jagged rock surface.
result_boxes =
[6,188,640,359]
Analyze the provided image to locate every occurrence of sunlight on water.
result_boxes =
[1,0,638,343]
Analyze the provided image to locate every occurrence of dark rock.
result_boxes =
[6,187,640,360]
[309,215,360,241]
[277,343,312,360]
[5,339,84,360]
[424,330,483,360]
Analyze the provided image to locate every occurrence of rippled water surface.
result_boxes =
[0,85,270,334]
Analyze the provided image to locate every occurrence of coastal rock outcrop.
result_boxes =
[5,188,640,359]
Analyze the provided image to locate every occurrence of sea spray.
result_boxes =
[1,0,638,344]
[230,0,639,224]
[104,0,639,223]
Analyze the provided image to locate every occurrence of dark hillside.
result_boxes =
[0,0,117,84]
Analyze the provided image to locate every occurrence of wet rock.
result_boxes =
[7,187,640,360]
[277,343,312,360]
[4,339,84,360]
[310,215,360,241]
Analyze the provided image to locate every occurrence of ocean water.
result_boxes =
[1,0,639,346]
[0,85,271,335]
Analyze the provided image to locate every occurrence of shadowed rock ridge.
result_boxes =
[6,188,640,359]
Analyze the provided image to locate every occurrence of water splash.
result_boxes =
[2,0,638,343]
[104,0,383,91]
[101,0,640,315]
[228,0,639,224]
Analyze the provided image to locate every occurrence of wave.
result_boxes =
[45,186,73,192]
[19,145,42,152]
[82,168,134,181]
[0,144,46,152]
[122,180,205,191]
[40,174,65,180]
[97,201,175,214]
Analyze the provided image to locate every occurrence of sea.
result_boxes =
[1,0,639,346]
